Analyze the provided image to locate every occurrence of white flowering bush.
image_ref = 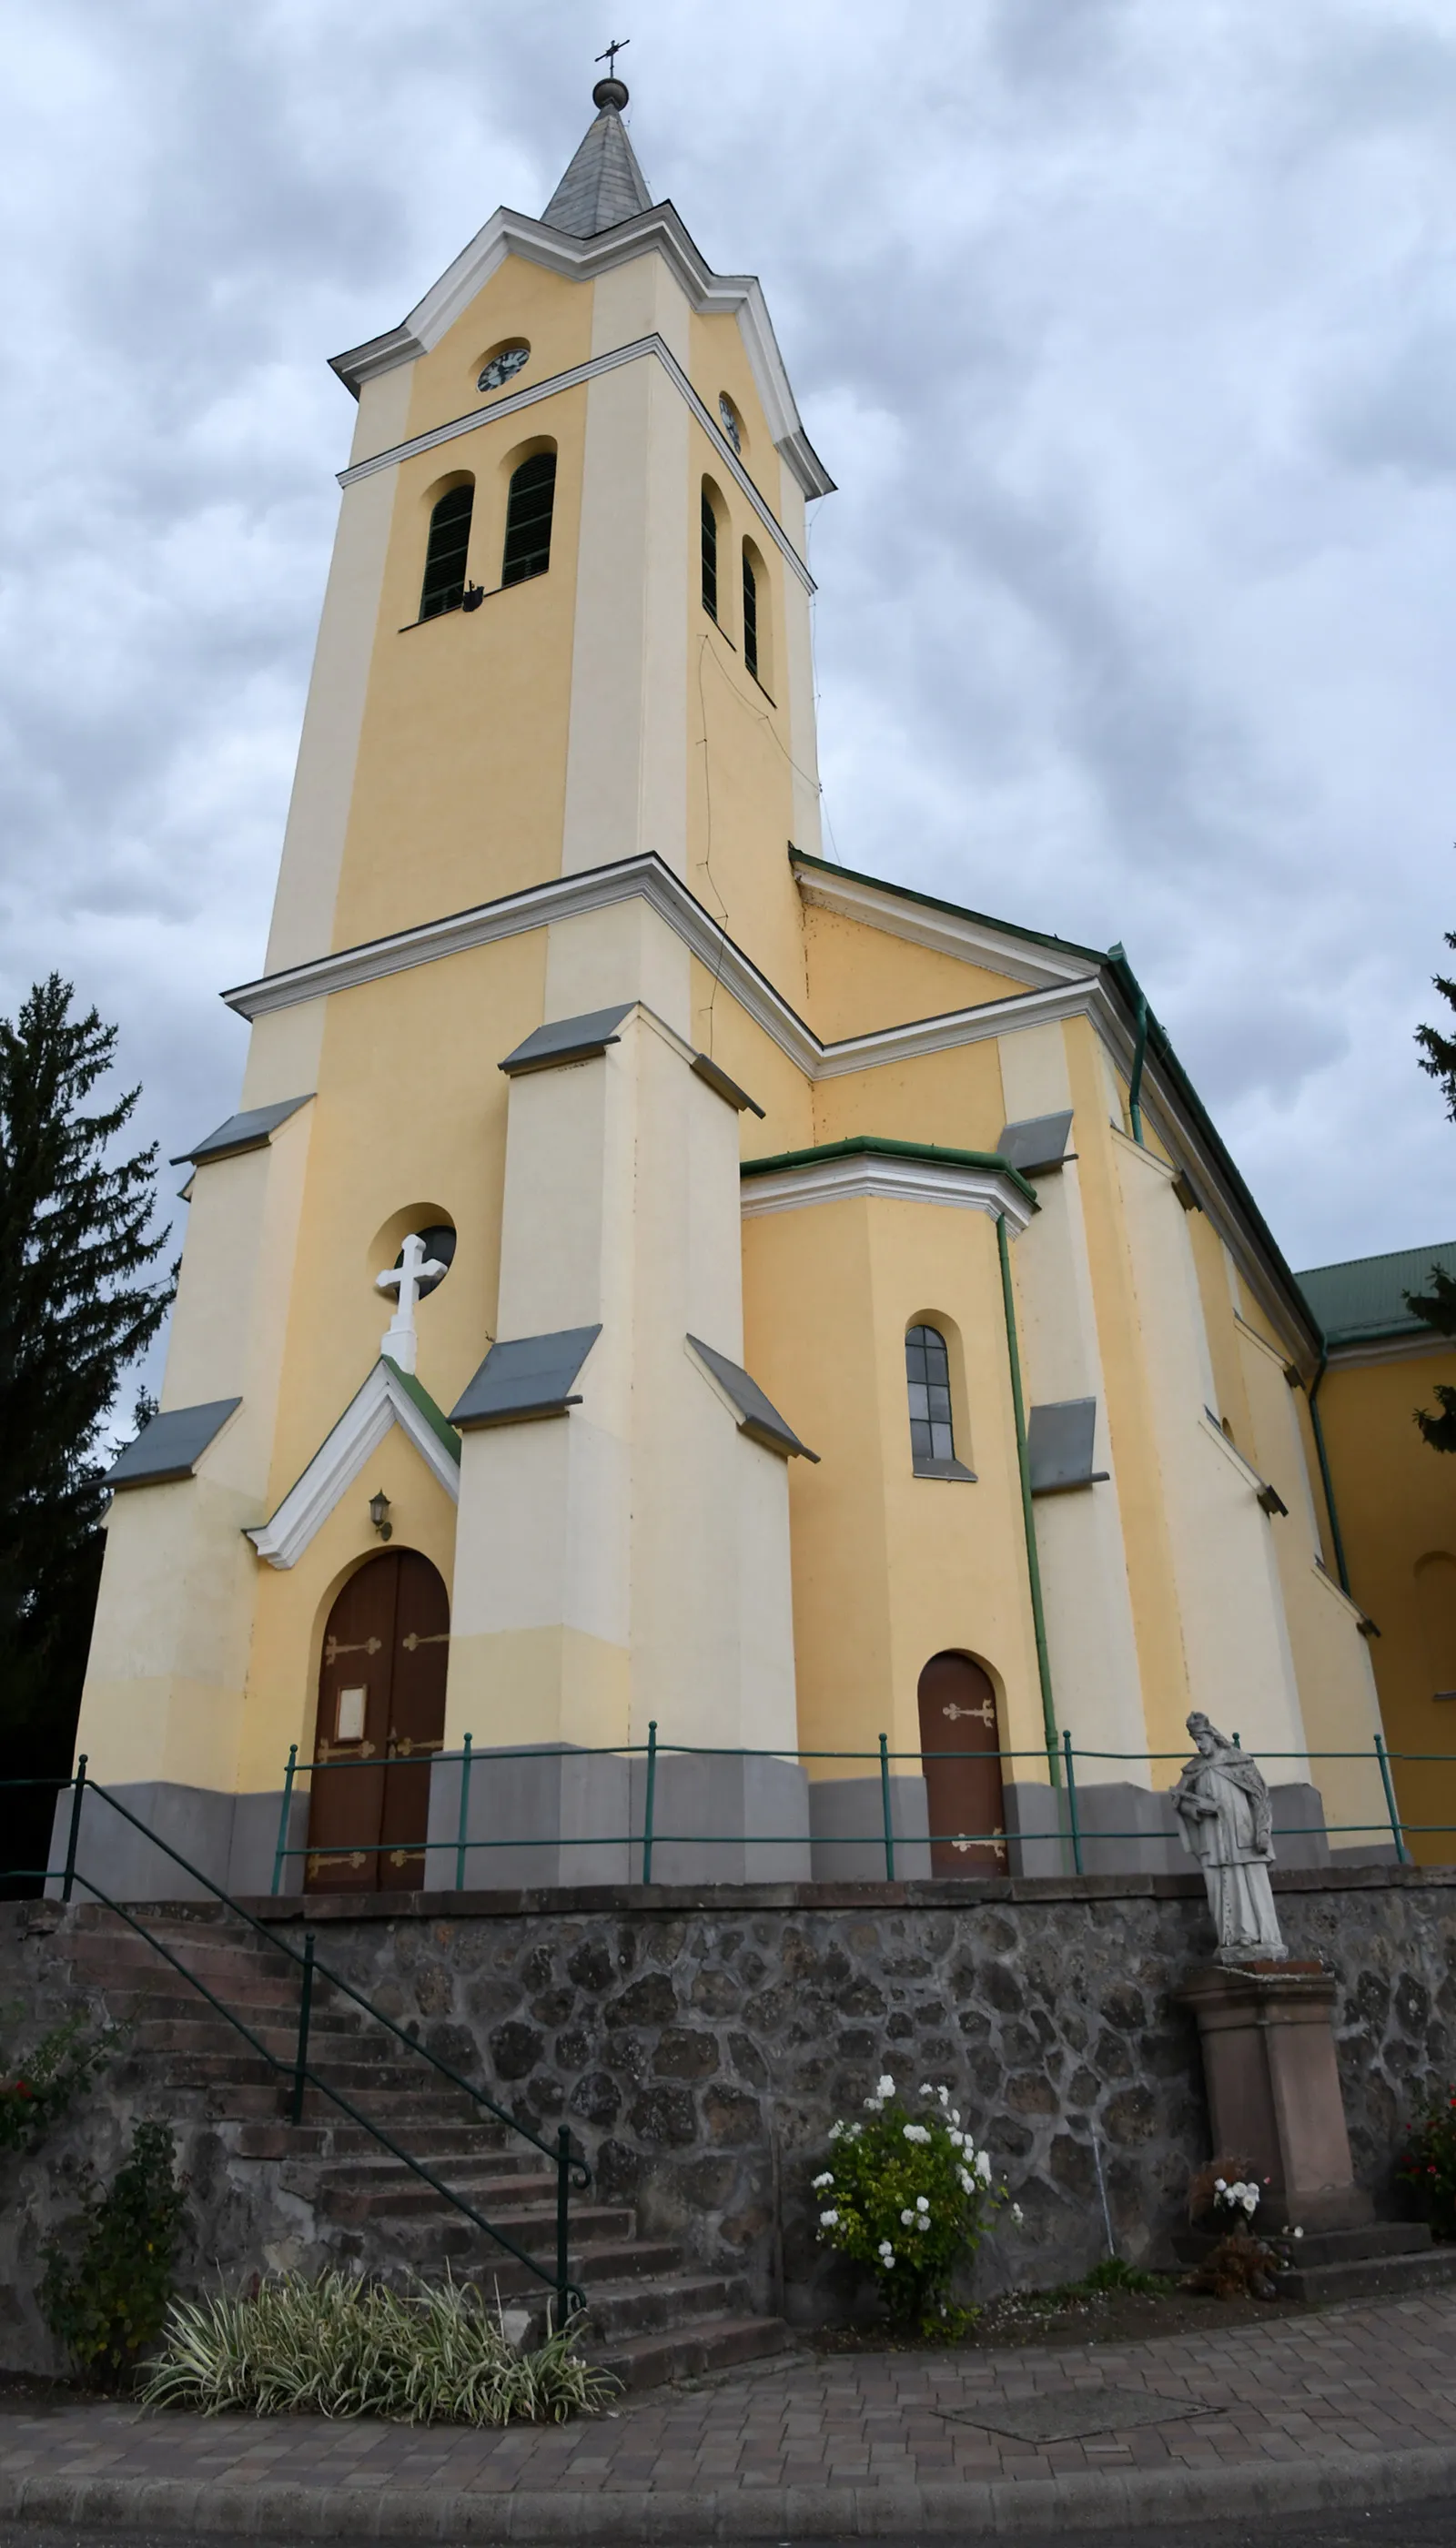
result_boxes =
[812,2073,1015,2332]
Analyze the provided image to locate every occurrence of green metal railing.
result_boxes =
[267,1725,1435,1888]
[1,1763,589,2320]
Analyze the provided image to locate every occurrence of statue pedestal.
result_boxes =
[1177,1961,1372,2232]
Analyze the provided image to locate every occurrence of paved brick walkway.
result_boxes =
[3,2290,1456,2537]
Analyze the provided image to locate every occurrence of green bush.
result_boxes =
[40,2119,186,2382]
[1397,2086,1456,2240]
[813,2072,1016,2334]
[0,2011,120,2154]
[140,2269,621,2423]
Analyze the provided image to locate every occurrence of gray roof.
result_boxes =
[541,105,654,239]
[450,1327,602,1430]
[996,1111,1075,1177]
[1026,1399,1107,1497]
[500,1005,634,1077]
[108,1398,241,1489]
[687,1335,818,1461]
[692,1053,765,1118]
[1297,1240,1456,1347]
[171,1092,313,1168]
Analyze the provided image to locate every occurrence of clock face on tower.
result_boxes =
[718,393,743,455]
[478,342,530,394]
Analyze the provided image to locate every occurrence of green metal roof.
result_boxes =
[1296,1242,1456,1349]
[741,1133,1038,1211]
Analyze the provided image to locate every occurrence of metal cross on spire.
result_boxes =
[595,35,630,77]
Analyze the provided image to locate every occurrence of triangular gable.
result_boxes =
[247,1359,460,1571]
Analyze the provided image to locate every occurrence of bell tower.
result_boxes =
[69,75,834,1896]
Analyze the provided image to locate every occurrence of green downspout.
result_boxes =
[1307,1351,1351,1596]
[996,1213,1060,1785]
[1109,943,1148,1146]
[1127,991,1149,1146]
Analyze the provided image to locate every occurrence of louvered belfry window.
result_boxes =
[420,483,473,620]
[701,486,719,620]
[742,547,759,677]
[502,451,557,586]
[906,1325,956,1467]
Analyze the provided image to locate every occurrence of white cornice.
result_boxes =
[329,204,834,502]
[337,332,814,595]
[796,868,1098,993]
[222,848,1319,1368]
[247,1360,460,1571]
[225,854,823,1072]
[1323,1330,1456,1371]
[740,1149,1037,1236]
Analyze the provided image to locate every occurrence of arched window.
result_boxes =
[906,1324,956,1469]
[742,544,759,678]
[502,450,556,586]
[420,482,473,621]
[701,483,719,621]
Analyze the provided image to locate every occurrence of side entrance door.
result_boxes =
[917,1651,1006,1876]
[307,1550,450,1892]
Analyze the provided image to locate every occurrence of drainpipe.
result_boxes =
[1109,943,1148,1146]
[996,1213,1060,1786]
[1307,1351,1351,1596]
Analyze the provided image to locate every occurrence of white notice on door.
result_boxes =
[337,1687,366,1742]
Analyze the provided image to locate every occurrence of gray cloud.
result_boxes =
[3,0,1455,1418]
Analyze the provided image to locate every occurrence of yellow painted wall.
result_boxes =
[262,929,547,1517]
[801,904,1031,1043]
[811,1043,1008,1154]
[742,1192,1044,1785]
[1320,1346,1456,1862]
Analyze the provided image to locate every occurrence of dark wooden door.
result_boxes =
[307,1551,450,1893]
[917,1652,1006,1876]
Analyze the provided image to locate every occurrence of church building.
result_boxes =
[71,75,1393,1900]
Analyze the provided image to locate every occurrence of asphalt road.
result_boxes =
[5,2505,1456,2548]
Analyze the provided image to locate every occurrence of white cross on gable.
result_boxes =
[376,1232,446,1376]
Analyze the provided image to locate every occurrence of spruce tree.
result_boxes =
[0,977,173,1871]
[1408,937,1456,1451]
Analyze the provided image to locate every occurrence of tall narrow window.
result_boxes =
[420,482,473,621]
[701,485,719,621]
[906,1324,956,1468]
[501,450,556,586]
[742,546,759,678]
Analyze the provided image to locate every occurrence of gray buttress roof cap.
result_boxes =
[1026,1398,1107,1496]
[450,1328,602,1430]
[687,1335,819,1461]
[108,1399,241,1489]
[541,96,654,238]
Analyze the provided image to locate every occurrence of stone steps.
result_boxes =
[49,1902,792,2391]
[1174,2215,1456,2306]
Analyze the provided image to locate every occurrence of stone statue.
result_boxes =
[1170,1713,1288,1964]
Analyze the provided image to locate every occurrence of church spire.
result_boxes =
[541,68,654,238]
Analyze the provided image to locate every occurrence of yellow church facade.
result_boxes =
[72,78,1392,1898]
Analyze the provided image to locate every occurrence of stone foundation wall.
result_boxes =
[2,1866,1452,2370]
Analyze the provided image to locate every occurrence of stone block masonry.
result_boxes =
[2,1863,1452,2373]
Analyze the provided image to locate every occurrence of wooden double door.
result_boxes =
[917,1652,1006,1876]
[307,1551,450,1893]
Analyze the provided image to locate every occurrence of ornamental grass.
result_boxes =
[139,2268,619,2423]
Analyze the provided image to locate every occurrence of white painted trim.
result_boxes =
[1309,1555,1373,1629]
[329,204,835,501]
[816,979,1098,1077]
[222,846,1320,1369]
[338,332,814,595]
[1322,1330,1456,1370]
[246,1360,460,1570]
[795,868,1097,993]
[740,1149,1036,1236]
[224,854,822,1071]
[1196,1406,1271,1496]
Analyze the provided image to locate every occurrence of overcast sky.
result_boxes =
[3,0,1455,1398]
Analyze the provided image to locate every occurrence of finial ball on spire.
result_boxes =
[592,34,629,110]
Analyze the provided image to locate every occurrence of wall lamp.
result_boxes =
[369,1489,393,1542]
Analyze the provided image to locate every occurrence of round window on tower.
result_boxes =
[478,341,531,395]
[718,393,744,456]
[397,1225,456,1299]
